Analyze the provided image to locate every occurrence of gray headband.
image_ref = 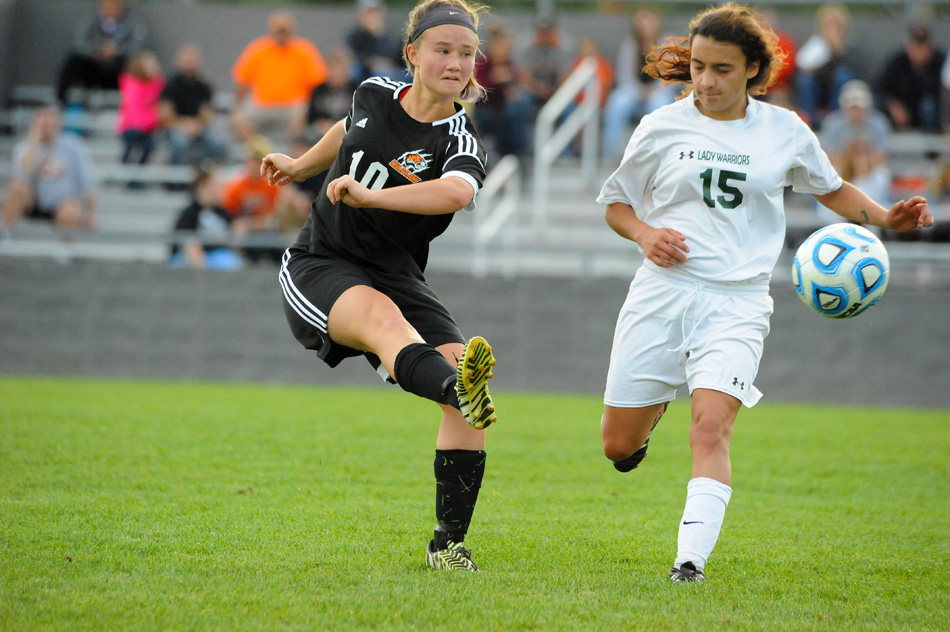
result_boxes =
[410,5,477,43]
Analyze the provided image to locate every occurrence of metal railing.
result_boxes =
[473,154,521,278]
[532,56,601,229]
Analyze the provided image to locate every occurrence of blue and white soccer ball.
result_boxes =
[791,223,890,319]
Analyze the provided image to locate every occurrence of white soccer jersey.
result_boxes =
[597,94,842,283]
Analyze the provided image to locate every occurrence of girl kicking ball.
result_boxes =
[261,0,496,571]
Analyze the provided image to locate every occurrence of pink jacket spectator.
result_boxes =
[117,73,165,133]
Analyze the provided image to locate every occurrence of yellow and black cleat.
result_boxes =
[456,336,497,430]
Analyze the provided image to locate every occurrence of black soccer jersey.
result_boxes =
[295,76,487,278]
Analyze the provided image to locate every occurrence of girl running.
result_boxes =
[597,3,932,582]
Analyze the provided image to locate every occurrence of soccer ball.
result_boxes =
[791,223,890,319]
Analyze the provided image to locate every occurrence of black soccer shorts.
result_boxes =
[278,248,464,371]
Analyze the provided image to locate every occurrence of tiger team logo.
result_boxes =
[390,150,433,183]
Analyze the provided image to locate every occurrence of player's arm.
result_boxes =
[604,202,688,268]
[813,182,933,233]
[261,119,346,186]
[326,175,474,216]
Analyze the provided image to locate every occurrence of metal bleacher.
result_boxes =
[1,86,948,276]
[0,87,254,263]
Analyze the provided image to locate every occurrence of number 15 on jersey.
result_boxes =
[700,168,747,209]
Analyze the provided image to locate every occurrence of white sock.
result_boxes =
[674,477,732,570]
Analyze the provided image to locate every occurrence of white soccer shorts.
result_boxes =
[604,266,774,409]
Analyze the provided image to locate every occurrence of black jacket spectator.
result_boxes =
[56,0,148,104]
[878,25,947,131]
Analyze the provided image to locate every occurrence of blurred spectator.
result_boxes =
[295,48,358,143]
[117,50,164,167]
[221,137,307,261]
[757,11,798,111]
[567,36,614,158]
[159,45,228,166]
[819,80,891,169]
[877,24,946,132]
[516,10,575,117]
[170,166,243,270]
[474,24,532,158]
[1,107,96,245]
[816,137,892,225]
[795,4,856,128]
[929,157,950,241]
[837,138,890,204]
[345,0,402,82]
[56,0,148,105]
[602,8,678,159]
[231,11,328,147]
[287,135,327,207]
[573,36,614,108]
[942,54,950,132]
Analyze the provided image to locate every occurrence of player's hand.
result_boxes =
[640,226,689,267]
[260,153,297,186]
[885,196,932,233]
[326,175,376,207]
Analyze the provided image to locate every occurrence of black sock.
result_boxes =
[394,343,459,408]
[433,449,486,547]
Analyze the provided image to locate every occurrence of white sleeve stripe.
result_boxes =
[363,76,405,93]
[444,152,484,170]
[442,170,479,194]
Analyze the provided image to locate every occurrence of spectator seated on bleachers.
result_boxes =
[345,0,403,83]
[929,157,950,242]
[515,9,576,141]
[56,0,148,107]
[169,166,243,270]
[877,24,947,133]
[473,24,532,159]
[117,50,164,170]
[602,8,678,160]
[816,81,892,225]
[230,10,328,149]
[819,80,891,168]
[942,54,950,133]
[795,4,857,129]
[294,48,358,144]
[756,10,798,111]
[1,106,97,249]
[221,136,308,263]
[159,45,229,166]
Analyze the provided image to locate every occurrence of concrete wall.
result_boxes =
[1,258,948,409]
[7,1,950,103]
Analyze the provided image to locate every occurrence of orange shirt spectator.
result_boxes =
[233,35,327,106]
[230,11,328,145]
[222,171,282,219]
[572,36,614,107]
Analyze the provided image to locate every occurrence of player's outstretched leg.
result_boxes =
[613,402,668,472]
[455,336,497,430]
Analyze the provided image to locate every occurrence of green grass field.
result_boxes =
[2,376,948,631]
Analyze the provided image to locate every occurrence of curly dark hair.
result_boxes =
[643,3,785,97]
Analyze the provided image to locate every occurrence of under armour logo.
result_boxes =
[679,150,695,160]
[732,377,745,390]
